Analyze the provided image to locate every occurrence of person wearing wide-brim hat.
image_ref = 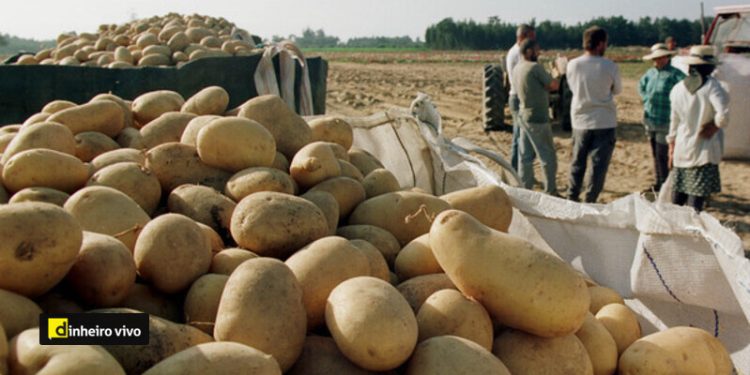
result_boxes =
[638,43,685,193]
[666,45,729,211]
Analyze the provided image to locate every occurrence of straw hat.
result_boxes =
[683,45,719,65]
[642,43,676,60]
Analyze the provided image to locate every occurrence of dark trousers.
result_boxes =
[567,128,616,203]
[649,133,669,190]
[672,191,706,212]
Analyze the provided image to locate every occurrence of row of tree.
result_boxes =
[425,16,711,50]
[271,28,423,49]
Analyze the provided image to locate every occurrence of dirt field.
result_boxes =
[316,51,750,252]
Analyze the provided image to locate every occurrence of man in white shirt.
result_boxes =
[506,24,536,172]
[565,26,622,203]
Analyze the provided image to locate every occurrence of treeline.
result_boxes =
[0,34,54,55]
[271,28,423,49]
[425,16,711,50]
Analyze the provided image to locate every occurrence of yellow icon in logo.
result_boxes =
[48,318,68,339]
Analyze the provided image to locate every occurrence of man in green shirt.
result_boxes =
[639,43,685,192]
[512,39,560,195]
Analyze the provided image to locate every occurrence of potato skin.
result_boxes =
[406,335,511,375]
[595,303,642,355]
[140,112,197,149]
[214,258,307,372]
[336,225,401,267]
[0,289,43,339]
[142,342,281,375]
[237,95,312,158]
[196,117,276,173]
[2,149,89,193]
[182,86,230,116]
[395,234,442,280]
[48,100,125,136]
[0,202,83,297]
[87,162,162,215]
[289,141,342,189]
[575,313,618,375]
[416,289,494,351]
[132,90,185,126]
[210,248,258,275]
[0,122,76,164]
[183,274,228,335]
[8,187,69,206]
[441,185,513,233]
[308,116,353,150]
[145,142,231,192]
[287,336,374,375]
[429,210,590,338]
[492,330,594,375]
[225,167,296,201]
[362,168,400,198]
[167,184,236,234]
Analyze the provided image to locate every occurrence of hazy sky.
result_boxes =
[0,0,740,41]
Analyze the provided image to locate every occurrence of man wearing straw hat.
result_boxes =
[667,45,729,211]
[639,43,685,192]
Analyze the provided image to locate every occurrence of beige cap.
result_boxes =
[643,43,676,60]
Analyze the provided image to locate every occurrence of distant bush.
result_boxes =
[0,33,54,55]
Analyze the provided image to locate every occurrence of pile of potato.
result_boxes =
[0,86,734,374]
[11,13,259,68]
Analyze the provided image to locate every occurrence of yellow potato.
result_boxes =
[441,185,513,232]
[210,248,258,275]
[324,142,349,161]
[196,117,276,172]
[2,149,89,193]
[237,95,313,158]
[197,222,224,254]
[348,147,384,176]
[215,258,306,372]
[35,291,84,314]
[287,336,373,375]
[595,303,642,355]
[0,324,6,375]
[22,112,51,126]
[362,168,401,198]
[65,231,136,307]
[132,90,185,126]
[120,284,182,323]
[48,100,125,136]
[308,116,353,150]
[167,184,236,233]
[167,32,190,52]
[9,328,125,374]
[575,313,618,375]
[289,141,342,189]
[338,159,364,181]
[91,148,146,171]
[395,233,442,280]
[142,45,172,57]
[182,86,230,115]
[430,210,590,337]
[350,191,451,246]
[90,93,135,130]
[41,99,77,114]
[134,213,212,293]
[64,186,151,252]
[142,342,281,375]
[230,192,328,259]
[0,133,15,154]
[8,187,69,206]
[492,330,593,375]
[0,202,82,297]
[145,142,231,192]
[225,167,296,201]
[186,27,214,43]
[618,326,733,375]
[326,276,418,371]
[350,239,390,282]
[0,288,43,339]
[87,162,161,214]
[271,152,290,171]
[1,122,76,164]
[74,131,120,162]
[183,273,228,335]
[285,236,371,329]
[309,176,366,218]
[117,127,146,149]
[136,33,159,49]
[140,112,197,149]
[336,224,401,267]
[417,289,493,350]
[406,335,511,375]
[179,115,221,146]
[588,285,625,314]
[301,190,339,235]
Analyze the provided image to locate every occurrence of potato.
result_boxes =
[142,45,172,57]
[167,184,235,234]
[348,147,384,176]
[0,289,43,338]
[141,112,197,149]
[36,291,84,314]
[287,336,374,375]
[0,324,6,375]
[134,213,212,294]
[114,46,134,63]
[237,95,313,158]
[618,326,733,375]
[64,186,150,252]
[179,115,220,146]
[117,127,146,149]
[308,116,353,150]
[289,141,342,189]
[588,285,625,314]
[8,187,69,206]
[142,342,281,375]
[136,32,159,49]
[90,93,135,130]
[210,248,258,275]
[197,222,224,254]
[9,328,125,375]
[416,289,493,350]
[132,90,185,126]
[145,142,231,192]
[167,32,190,52]
[271,152,290,171]
[200,36,222,49]
[1,122,76,164]
[336,225,401,267]
[0,202,82,297]
[120,284,182,322]
[22,112,51,126]
[182,86,230,115]
[186,27,214,43]
[215,258,306,372]
[196,117,276,172]
[184,274,228,335]
[0,133,15,154]
[225,167,296,201]
[362,168,400,198]
[41,100,77,114]
[575,313,618,375]
[326,276,418,371]
[65,232,136,307]
[301,191,339,235]
[350,191,451,246]
[285,236,371,329]
[325,142,349,161]
[91,148,146,171]
[395,234,441,280]
[309,177,366,218]
[407,335,511,375]
[189,49,231,61]
[230,192,328,259]
[440,185,513,233]
[48,100,125,136]
[493,330,593,375]
[595,303,641,355]
[430,210,590,337]
[159,26,185,42]
[338,159,364,181]
[92,308,213,375]
[350,239,390,281]
[86,162,161,214]
[74,131,121,162]
[2,149,89,193]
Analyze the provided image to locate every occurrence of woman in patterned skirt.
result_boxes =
[667,45,730,211]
